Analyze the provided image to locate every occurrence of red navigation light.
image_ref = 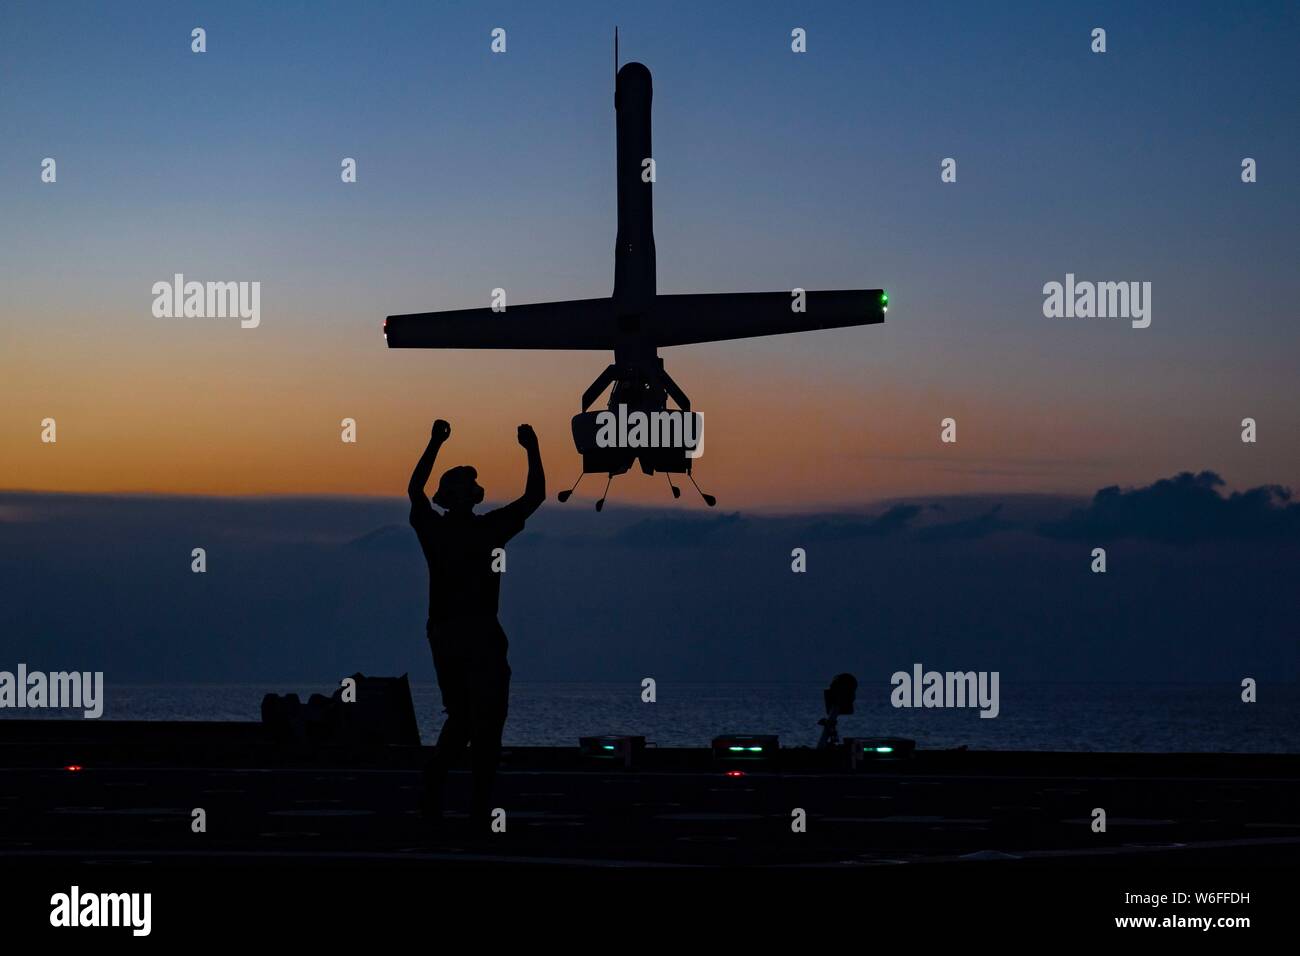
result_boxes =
[64,764,83,772]
[725,770,745,778]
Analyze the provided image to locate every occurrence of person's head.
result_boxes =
[432,465,484,513]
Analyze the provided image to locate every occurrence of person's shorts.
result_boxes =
[426,615,509,660]
[426,616,511,718]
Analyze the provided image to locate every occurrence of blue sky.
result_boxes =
[1,0,1297,504]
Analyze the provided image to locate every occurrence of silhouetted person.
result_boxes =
[817,673,857,749]
[409,419,545,829]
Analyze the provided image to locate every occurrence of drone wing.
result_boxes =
[385,289,886,350]
[651,290,886,348]
[385,297,617,350]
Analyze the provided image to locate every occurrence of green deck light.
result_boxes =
[846,737,914,768]
[579,735,646,766]
[713,735,780,765]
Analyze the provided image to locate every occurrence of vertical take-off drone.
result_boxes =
[385,33,889,508]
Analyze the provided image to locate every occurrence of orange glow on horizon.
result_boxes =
[4,310,1289,509]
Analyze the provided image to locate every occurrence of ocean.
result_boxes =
[3,681,1296,753]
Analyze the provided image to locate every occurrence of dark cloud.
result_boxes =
[917,504,1015,542]
[3,480,1297,684]
[1040,471,1300,545]
[804,503,922,541]
[345,524,414,553]
[612,512,746,547]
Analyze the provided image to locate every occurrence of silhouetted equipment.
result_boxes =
[385,41,888,509]
[847,737,916,768]
[817,672,859,750]
[261,673,420,748]
[579,734,646,768]
[712,734,779,768]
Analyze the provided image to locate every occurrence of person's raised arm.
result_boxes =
[409,419,450,509]
[513,423,546,516]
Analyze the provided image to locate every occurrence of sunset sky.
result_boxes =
[3,0,1297,510]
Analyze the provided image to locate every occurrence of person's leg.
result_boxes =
[422,641,472,819]
[467,623,511,825]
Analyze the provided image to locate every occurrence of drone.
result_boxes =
[385,35,887,510]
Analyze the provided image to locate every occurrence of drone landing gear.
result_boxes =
[556,469,618,510]
[687,471,716,507]
[556,470,584,503]
[557,467,713,509]
[595,473,615,512]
